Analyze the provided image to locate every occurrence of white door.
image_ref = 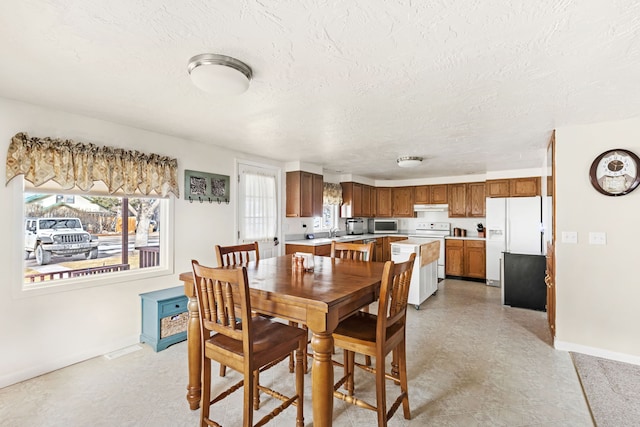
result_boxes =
[237,162,281,259]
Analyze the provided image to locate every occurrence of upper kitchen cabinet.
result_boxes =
[431,184,448,204]
[375,187,393,217]
[341,182,374,218]
[448,182,485,217]
[486,179,510,197]
[414,185,430,204]
[392,186,415,217]
[447,184,467,217]
[286,171,323,217]
[467,182,486,217]
[486,177,541,198]
[510,177,540,197]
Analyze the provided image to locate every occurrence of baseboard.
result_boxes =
[555,339,640,366]
[0,334,139,389]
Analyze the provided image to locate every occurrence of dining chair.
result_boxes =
[332,253,416,427]
[214,242,260,378]
[191,260,305,427]
[331,240,376,365]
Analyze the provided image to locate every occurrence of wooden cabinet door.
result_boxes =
[445,240,464,276]
[376,187,393,217]
[373,238,383,262]
[510,177,540,197]
[448,184,467,217]
[414,186,430,204]
[352,183,363,217]
[464,240,486,278]
[486,179,510,198]
[361,185,371,217]
[299,172,314,217]
[312,173,323,217]
[467,182,486,217]
[392,187,415,217]
[371,187,377,217]
[431,184,448,204]
[286,171,301,217]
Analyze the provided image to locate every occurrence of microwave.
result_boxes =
[368,219,399,234]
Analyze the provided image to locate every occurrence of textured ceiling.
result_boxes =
[2,1,640,180]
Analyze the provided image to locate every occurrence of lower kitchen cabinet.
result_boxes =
[382,235,408,261]
[445,239,486,280]
[285,243,331,256]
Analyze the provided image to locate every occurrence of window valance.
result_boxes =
[6,132,179,197]
[323,182,343,205]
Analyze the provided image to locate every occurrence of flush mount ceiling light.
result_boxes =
[396,156,423,168]
[187,54,253,95]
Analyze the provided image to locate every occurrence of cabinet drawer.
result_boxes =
[464,240,485,248]
[446,239,464,247]
[159,297,188,316]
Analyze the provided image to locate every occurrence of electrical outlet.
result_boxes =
[561,231,578,244]
[589,232,606,245]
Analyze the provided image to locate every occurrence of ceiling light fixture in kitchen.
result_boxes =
[396,156,423,168]
[187,54,253,95]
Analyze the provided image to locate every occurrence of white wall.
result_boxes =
[0,98,285,387]
[555,117,640,363]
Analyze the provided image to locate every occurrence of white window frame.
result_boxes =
[314,204,339,231]
[10,176,175,299]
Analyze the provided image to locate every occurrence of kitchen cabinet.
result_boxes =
[486,179,510,197]
[285,243,331,256]
[467,182,486,217]
[372,237,383,261]
[510,177,540,197]
[431,184,448,204]
[448,182,485,218]
[447,184,467,217]
[486,177,541,198]
[392,186,415,217]
[371,187,377,217]
[341,182,375,218]
[376,187,393,217]
[382,235,408,261]
[414,186,430,204]
[445,239,486,279]
[286,171,323,217]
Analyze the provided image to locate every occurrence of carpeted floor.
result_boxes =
[571,352,640,426]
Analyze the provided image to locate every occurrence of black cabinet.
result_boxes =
[503,252,546,311]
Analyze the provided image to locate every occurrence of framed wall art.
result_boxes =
[184,169,230,203]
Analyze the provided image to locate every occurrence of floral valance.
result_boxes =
[323,182,343,205]
[5,132,179,197]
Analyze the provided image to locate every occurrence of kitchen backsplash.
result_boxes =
[284,211,485,237]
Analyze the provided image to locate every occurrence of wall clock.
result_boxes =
[589,149,640,196]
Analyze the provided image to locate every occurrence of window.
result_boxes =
[238,165,278,242]
[20,187,172,291]
[314,205,339,231]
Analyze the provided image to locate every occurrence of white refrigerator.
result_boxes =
[485,196,543,287]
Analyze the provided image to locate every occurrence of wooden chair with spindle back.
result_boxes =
[332,253,416,427]
[214,242,260,378]
[191,260,306,427]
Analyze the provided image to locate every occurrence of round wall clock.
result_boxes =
[589,149,640,196]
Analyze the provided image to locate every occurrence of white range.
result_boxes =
[390,222,450,309]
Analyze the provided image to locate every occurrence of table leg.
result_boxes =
[186,295,201,410]
[311,331,335,427]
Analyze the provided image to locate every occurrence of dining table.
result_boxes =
[179,254,386,427]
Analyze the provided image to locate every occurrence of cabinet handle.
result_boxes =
[175,304,180,308]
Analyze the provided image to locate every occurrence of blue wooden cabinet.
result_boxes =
[140,286,188,352]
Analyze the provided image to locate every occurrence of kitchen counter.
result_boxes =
[286,233,407,246]
[445,236,486,241]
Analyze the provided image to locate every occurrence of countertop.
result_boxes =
[285,233,408,247]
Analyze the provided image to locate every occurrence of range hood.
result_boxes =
[413,204,448,212]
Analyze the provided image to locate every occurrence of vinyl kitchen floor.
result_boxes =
[0,279,593,426]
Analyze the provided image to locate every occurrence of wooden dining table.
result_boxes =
[179,254,386,427]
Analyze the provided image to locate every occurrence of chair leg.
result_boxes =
[391,348,399,384]
[398,340,411,420]
[361,306,372,366]
[295,342,305,427]
[345,350,355,396]
[219,364,227,377]
[201,357,211,427]
[244,368,254,427]
[375,353,387,427]
[253,369,260,410]
[288,322,297,373]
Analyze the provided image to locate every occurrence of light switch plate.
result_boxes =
[589,232,606,245]
[561,231,578,244]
